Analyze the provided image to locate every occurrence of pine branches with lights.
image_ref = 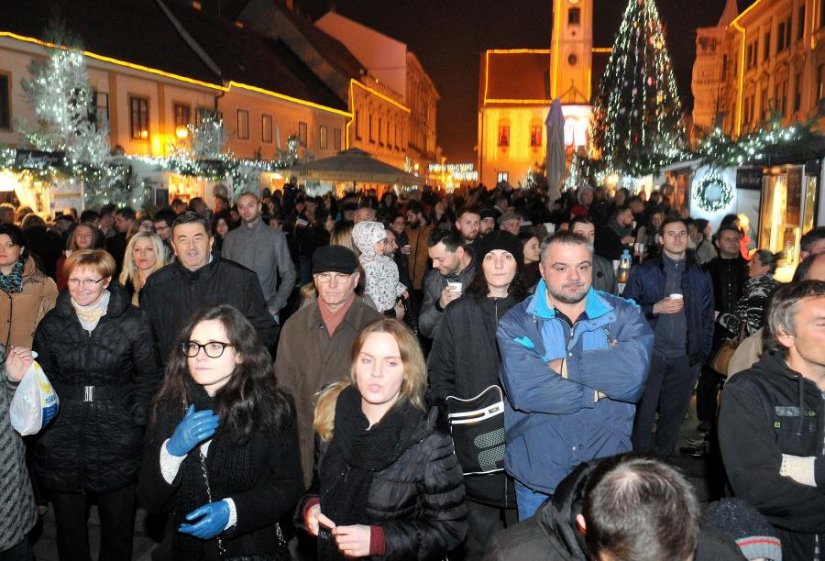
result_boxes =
[590,0,686,176]
[696,119,817,168]
[18,16,109,168]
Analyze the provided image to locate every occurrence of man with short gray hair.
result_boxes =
[720,280,825,561]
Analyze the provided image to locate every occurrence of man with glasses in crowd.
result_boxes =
[275,245,383,486]
[141,212,277,364]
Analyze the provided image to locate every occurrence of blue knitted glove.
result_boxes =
[166,404,219,457]
[178,501,231,539]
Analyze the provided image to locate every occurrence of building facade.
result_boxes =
[477,0,608,187]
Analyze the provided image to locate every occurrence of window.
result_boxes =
[378,117,383,145]
[794,72,802,112]
[261,114,273,143]
[386,120,391,148]
[369,115,374,143]
[799,5,806,39]
[394,123,399,149]
[173,103,191,128]
[746,42,756,69]
[92,91,109,130]
[821,0,825,28]
[530,123,542,147]
[760,87,769,120]
[298,121,308,146]
[237,109,249,140]
[721,54,728,81]
[498,123,510,147]
[497,172,509,183]
[778,19,791,52]
[129,96,149,140]
[0,74,9,130]
[333,127,342,150]
[319,125,328,150]
[763,31,771,61]
[818,64,825,100]
[568,8,580,25]
[355,110,362,140]
[775,79,788,115]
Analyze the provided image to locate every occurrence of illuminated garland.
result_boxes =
[589,0,686,176]
[694,175,733,212]
[696,119,816,167]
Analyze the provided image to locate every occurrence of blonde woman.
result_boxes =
[118,232,168,306]
[299,319,466,560]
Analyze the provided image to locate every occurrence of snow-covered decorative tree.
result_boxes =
[18,17,109,167]
[189,113,229,159]
[589,0,686,176]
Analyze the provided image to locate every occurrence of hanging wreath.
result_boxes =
[694,175,733,212]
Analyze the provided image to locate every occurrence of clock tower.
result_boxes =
[550,0,593,103]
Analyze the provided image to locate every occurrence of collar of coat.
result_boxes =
[302,295,374,332]
[528,279,612,321]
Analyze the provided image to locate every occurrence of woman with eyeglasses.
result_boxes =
[32,249,162,561]
[138,304,303,561]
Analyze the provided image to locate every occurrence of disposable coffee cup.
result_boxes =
[447,281,462,295]
[670,293,683,300]
[634,242,643,255]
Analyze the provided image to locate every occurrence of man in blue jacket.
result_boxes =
[623,216,714,457]
[497,231,654,520]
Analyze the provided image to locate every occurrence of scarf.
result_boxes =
[318,385,422,561]
[170,382,258,561]
[318,292,355,337]
[71,291,110,332]
[0,259,25,294]
[608,218,632,239]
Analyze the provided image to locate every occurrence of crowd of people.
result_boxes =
[2,178,824,561]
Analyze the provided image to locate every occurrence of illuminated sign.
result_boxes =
[428,163,479,182]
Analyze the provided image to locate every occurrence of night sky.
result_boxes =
[299,0,756,162]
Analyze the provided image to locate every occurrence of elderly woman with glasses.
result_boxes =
[139,304,303,561]
[32,249,162,561]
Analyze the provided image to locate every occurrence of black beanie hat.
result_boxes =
[703,499,782,561]
[476,230,524,269]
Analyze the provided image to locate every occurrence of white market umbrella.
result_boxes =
[545,98,567,203]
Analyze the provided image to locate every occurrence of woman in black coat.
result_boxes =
[299,318,467,560]
[138,304,303,561]
[427,231,527,561]
[32,249,162,561]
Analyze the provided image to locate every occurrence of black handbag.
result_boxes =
[445,385,506,475]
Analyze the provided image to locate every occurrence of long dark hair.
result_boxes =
[151,304,292,443]
[466,252,527,300]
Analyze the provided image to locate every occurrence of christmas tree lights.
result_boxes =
[589,0,686,177]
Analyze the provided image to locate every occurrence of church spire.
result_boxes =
[718,0,739,27]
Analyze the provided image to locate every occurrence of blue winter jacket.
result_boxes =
[622,255,715,366]
[497,281,654,495]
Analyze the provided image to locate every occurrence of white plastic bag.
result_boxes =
[9,359,59,435]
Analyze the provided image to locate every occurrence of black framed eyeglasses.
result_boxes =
[181,341,233,358]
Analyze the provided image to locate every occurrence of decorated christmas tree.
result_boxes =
[18,17,109,167]
[589,0,686,176]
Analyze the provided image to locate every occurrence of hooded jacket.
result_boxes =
[497,282,653,495]
[719,349,825,561]
[352,221,405,313]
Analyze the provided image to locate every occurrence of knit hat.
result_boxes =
[351,221,386,256]
[475,230,523,269]
[479,208,498,221]
[312,245,359,274]
[703,499,782,561]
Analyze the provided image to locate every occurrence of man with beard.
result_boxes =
[497,231,653,520]
[405,200,433,307]
[624,217,714,457]
[594,206,635,261]
[455,207,481,245]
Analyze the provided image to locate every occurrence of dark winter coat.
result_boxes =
[299,408,468,561]
[419,254,477,339]
[719,350,825,561]
[623,254,714,365]
[141,253,278,362]
[137,391,304,561]
[483,461,744,561]
[428,294,518,507]
[32,284,162,493]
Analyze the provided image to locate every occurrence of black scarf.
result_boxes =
[608,218,632,239]
[318,385,422,560]
[169,383,257,561]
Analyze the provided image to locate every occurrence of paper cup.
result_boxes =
[669,293,683,300]
[447,281,462,295]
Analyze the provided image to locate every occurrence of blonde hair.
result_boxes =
[313,319,427,441]
[64,249,116,280]
[118,232,168,299]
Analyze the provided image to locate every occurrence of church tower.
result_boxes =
[550,0,594,104]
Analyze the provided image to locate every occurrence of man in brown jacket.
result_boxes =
[275,245,382,486]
